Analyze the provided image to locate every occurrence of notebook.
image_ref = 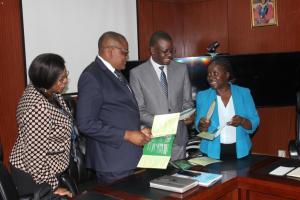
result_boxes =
[173,171,223,187]
[150,175,198,193]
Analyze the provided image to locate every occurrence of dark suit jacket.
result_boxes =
[76,57,142,172]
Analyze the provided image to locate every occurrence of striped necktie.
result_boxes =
[114,70,132,93]
[159,66,168,97]
[114,70,126,85]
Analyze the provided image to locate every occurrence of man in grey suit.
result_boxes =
[130,31,194,160]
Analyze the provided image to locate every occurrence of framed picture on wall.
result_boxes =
[251,0,278,27]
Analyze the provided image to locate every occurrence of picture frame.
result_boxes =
[251,0,278,27]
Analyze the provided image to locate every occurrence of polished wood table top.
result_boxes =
[74,154,300,200]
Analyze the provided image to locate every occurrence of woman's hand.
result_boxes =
[54,187,73,198]
[199,117,210,132]
[228,115,252,130]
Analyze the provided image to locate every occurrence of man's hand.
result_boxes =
[184,112,195,125]
[141,127,152,138]
[124,130,152,146]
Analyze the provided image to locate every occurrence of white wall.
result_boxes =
[22,0,138,93]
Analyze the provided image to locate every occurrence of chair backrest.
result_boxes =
[186,138,202,159]
[0,161,19,200]
[62,94,95,185]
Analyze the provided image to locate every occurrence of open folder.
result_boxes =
[197,124,226,140]
[137,113,180,169]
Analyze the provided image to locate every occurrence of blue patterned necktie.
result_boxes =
[114,70,126,85]
[159,66,168,97]
[114,70,132,93]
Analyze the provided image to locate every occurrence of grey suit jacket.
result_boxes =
[130,60,194,146]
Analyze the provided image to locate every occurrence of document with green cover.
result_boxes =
[138,135,175,169]
[138,113,180,169]
[188,156,222,166]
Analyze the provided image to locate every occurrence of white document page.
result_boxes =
[269,166,295,176]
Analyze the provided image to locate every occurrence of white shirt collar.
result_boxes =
[98,54,116,75]
[150,56,167,70]
[150,56,167,79]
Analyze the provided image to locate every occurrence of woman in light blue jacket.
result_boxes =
[195,57,259,160]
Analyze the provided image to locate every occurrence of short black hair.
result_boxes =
[209,57,235,82]
[29,53,65,89]
[98,31,126,50]
[149,31,172,47]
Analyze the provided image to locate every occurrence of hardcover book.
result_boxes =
[150,175,198,193]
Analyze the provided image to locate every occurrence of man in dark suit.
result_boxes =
[76,31,151,184]
[130,31,194,161]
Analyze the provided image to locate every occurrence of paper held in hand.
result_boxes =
[197,100,218,140]
[137,113,180,169]
[197,124,226,140]
[206,100,216,120]
[151,113,180,138]
[179,108,196,120]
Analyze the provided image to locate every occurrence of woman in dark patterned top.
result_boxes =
[10,53,73,198]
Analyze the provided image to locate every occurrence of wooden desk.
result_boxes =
[75,155,300,200]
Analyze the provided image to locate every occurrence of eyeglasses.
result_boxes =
[158,47,176,55]
[58,70,69,83]
[102,46,129,56]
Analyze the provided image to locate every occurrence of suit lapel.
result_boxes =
[95,57,138,106]
[167,61,179,105]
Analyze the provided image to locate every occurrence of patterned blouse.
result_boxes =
[10,84,73,189]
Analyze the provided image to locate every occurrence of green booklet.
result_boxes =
[171,159,195,170]
[138,135,175,169]
[137,113,180,169]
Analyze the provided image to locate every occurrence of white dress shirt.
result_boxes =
[150,56,168,80]
[217,95,236,144]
